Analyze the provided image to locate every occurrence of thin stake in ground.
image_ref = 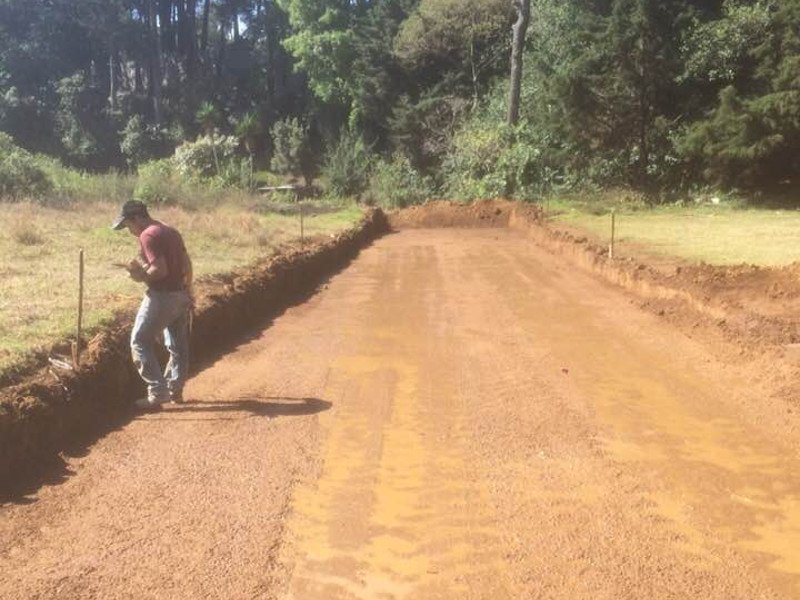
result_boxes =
[609,210,616,260]
[72,248,84,368]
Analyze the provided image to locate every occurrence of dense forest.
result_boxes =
[0,0,798,203]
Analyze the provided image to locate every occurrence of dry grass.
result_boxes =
[0,200,363,377]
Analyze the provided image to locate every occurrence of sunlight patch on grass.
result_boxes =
[553,204,800,266]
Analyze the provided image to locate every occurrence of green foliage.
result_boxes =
[364,154,433,208]
[236,112,261,154]
[390,91,471,171]
[196,102,221,135]
[1,0,798,198]
[394,0,512,102]
[56,73,120,169]
[348,0,414,148]
[678,1,800,188]
[120,115,175,167]
[0,133,52,200]
[133,159,178,205]
[270,117,309,178]
[444,117,563,201]
[278,0,360,103]
[173,135,239,180]
[679,85,791,187]
[323,129,372,197]
[134,157,237,207]
[681,1,773,87]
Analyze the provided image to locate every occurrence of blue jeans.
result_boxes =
[131,290,191,402]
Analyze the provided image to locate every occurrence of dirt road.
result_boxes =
[2,228,799,599]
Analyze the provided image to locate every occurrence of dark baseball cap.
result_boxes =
[112,200,149,230]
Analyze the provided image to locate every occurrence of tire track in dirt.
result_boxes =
[280,240,517,598]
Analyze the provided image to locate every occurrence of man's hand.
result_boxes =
[127,260,147,282]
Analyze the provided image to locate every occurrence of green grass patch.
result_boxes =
[549,198,800,266]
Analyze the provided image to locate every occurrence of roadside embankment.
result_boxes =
[0,209,389,489]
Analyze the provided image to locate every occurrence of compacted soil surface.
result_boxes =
[2,226,800,599]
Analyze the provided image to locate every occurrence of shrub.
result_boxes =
[270,117,308,180]
[323,129,372,197]
[0,133,53,201]
[33,154,134,205]
[364,154,433,208]
[173,134,238,180]
[443,122,557,201]
[134,159,181,205]
[120,115,176,166]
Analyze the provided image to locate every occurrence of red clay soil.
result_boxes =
[2,200,800,598]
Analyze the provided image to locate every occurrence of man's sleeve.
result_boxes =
[139,231,163,266]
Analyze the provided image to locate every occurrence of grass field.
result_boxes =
[550,201,800,266]
[0,199,363,377]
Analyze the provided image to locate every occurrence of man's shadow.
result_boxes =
[153,396,332,421]
[2,396,331,504]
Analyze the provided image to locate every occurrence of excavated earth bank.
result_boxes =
[0,210,389,489]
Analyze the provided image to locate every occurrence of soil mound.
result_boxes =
[388,199,525,229]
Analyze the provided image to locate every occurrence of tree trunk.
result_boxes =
[216,20,226,79]
[201,0,211,54]
[636,35,650,187]
[186,0,197,74]
[639,86,649,184]
[159,0,174,53]
[469,34,479,110]
[177,0,186,56]
[109,40,117,110]
[135,62,144,94]
[149,0,164,124]
[210,130,220,175]
[507,0,531,126]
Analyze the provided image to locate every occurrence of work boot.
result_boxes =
[134,396,165,413]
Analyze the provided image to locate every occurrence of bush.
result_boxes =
[120,115,176,167]
[32,154,133,205]
[0,133,53,200]
[364,154,433,208]
[323,129,372,197]
[134,159,183,205]
[443,121,559,201]
[270,117,308,178]
[173,134,238,180]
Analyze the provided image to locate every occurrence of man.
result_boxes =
[113,200,193,411]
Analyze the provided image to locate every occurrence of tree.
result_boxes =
[270,117,310,183]
[507,0,531,125]
[196,101,221,174]
[148,0,164,124]
[236,111,261,186]
[394,0,513,107]
[679,0,800,188]
[278,0,362,104]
